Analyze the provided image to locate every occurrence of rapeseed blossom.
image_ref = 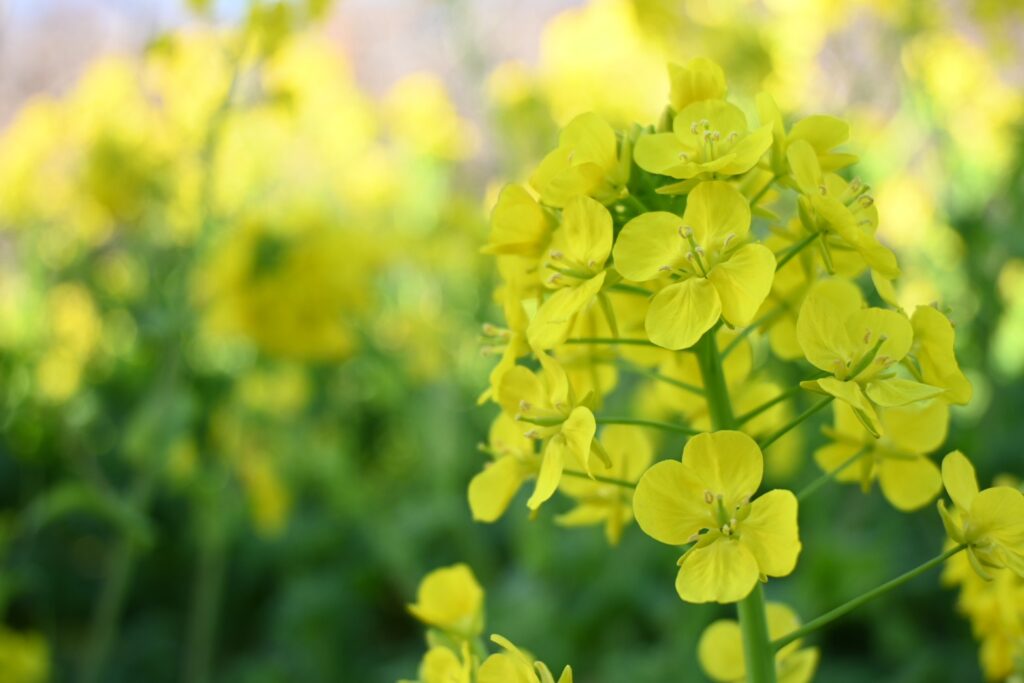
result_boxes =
[633,431,800,603]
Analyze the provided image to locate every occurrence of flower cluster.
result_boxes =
[403,564,573,683]
[437,55,1015,682]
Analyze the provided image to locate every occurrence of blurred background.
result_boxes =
[0,0,1022,681]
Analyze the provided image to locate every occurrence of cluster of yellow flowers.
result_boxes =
[404,564,572,683]
[403,56,1024,682]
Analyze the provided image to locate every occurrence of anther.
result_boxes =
[722,232,736,247]
[704,490,714,504]
[859,195,874,207]
[519,400,531,412]
[550,250,564,260]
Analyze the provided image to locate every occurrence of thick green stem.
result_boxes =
[594,416,699,435]
[738,585,778,683]
[772,545,967,651]
[182,480,229,683]
[697,330,777,683]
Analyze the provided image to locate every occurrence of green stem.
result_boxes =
[79,539,136,683]
[796,447,869,501]
[738,585,778,683]
[735,385,803,426]
[564,337,657,347]
[772,545,968,651]
[562,469,636,489]
[696,330,777,683]
[758,396,834,450]
[594,416,699,435]
[775,231,820,271]
[181,476,230,683]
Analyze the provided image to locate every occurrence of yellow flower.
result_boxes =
[938,451,1024,579]
[816,400,947,511]
[469,414,540,523]
[634,100,772,181]
[406,644,473,683]
[796,278,944,436]
[497,353,602,510]
[633,431,801,604]
[479,290,530,406]
[668,57,727,112]
[530,112,628,207]
[0,627,49,683]
[407,564,484,638]
[529,196,613,349]
[786,139,899,280]
[478,635,573,683]
[756,92,857,178]
[483,184,552,257]
[556,425,653,544]
[698,602,819,683]
[613,181,776,350]
[910,304,973,405]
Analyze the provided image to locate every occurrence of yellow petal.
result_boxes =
[864,378,945,407]
[676,539,759,603]
[527,434,568,510]
[683,180,752,249]
[668,58,727,111]
[720,124,773,175]
[970,487,1024,547]
[528,272,606,349]
[683,431,764,506]
[708,243,776,327]
[877,456,942,511]
[941,450,979,512]
[697,619,746,681]
[498,366,549,417]
[740,489,801,577]
[560,406,597,468]
[786,139,822,197]
[530,146,604,207]
[407,564,483,633]
[483,184,550,256]
[633,460,711,545]
[419,647,466,683]
[559,111,616,170]
[562,195,612,267]
[612,211,686,281]
[789,115,849,153]
[813,442,864,484]
[778,648,820,683]
[600,424,654,481]
[815,377,880,436]
[469,456,533,522]
[634,132,692,178]
[646,278,721,350]
[478,653,532,683]
[911,305,973,405]
[882,400,949,454]
[796,278,863,373]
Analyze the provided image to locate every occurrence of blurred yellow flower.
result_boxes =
[407,563,484,638]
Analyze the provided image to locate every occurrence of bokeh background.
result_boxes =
[0,1,1022,682]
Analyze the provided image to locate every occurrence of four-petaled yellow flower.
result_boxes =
[528,196,612,349]
[530,112,628,207]
[556,425,653,545]
[816,400,947,511]
[939,451,1024,579]
[796,278,945,436]
[698,602,819,683]
[633,431,801,603]
[407,563,484,638]
[634,98,772,182]
[910,304,973,405]
[613,181,776,350]
[478,635,573,683]
[498,353,603,509]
